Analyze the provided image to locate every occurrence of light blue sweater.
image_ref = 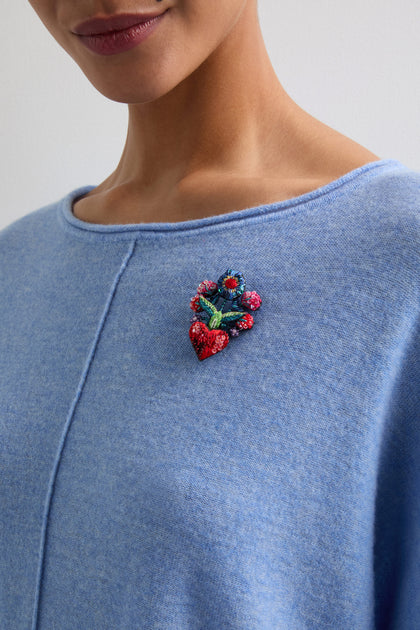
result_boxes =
[0,158,419,629]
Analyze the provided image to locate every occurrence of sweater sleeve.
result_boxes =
[374,308,420,629]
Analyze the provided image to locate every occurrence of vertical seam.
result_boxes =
[31,238,137,630]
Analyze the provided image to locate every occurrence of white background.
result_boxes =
[1,1,419,230]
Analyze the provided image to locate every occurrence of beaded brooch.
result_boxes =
[189,268,262,361]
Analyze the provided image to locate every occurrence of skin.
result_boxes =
[28,0,380,224]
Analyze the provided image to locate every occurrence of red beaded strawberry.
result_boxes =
[189,268,262,361]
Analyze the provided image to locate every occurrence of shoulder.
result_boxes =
[331,160,420,242]
[0,192,69,278]
[351,161,420,293]
[360,162,420,219]
[0,184,82,251]
[363,163,420,247]
[0,196,60,243]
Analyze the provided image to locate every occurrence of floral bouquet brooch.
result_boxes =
[189,268,262,361]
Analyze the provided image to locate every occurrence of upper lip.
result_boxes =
[72,11,166,36]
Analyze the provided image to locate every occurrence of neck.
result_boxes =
[98,2,300,198]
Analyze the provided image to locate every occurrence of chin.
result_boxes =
[95,85,168,105]
[78,61,186,105]
[81,77,168,105]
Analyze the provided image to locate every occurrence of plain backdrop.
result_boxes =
[1,1,419,230]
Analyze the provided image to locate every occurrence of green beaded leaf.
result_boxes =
[199,295,218,316]
[221,311,245,322]
[208,311,223,329]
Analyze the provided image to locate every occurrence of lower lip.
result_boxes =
[76,13,167,56]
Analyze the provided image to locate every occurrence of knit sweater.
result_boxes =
[0,158,419,629]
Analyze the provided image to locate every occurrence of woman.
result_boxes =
[1,1,419,628]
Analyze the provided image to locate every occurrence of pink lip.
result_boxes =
[72,12,166,35]
[72,11,168,56]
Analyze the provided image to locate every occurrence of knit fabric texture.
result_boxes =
[0,158,419,629]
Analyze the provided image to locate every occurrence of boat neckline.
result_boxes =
[59,158,405,239]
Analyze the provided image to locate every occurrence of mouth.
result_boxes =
[72,11,168,36]
[72,10,169,56]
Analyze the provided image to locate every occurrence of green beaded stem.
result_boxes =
[199,295,245,331]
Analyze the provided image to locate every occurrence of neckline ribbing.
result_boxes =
[58,159,405,240]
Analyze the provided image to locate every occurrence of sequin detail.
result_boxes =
[188,268,262,361]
